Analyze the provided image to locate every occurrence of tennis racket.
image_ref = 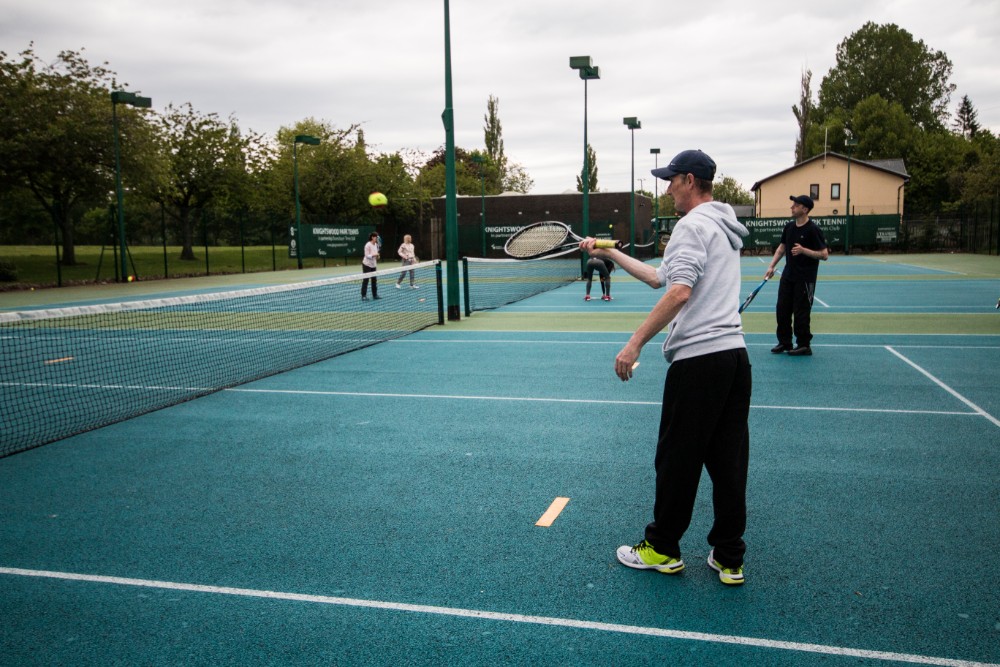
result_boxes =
[738,277,770,314]
[504,221,618,259]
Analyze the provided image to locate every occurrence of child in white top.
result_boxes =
[396,234,418,288]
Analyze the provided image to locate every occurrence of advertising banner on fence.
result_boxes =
[658,214,897,252]
[289,225,375,259]
[742,217,845,250]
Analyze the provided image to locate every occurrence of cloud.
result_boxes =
[3,0,997,194]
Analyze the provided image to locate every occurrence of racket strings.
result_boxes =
[505,224,570,258]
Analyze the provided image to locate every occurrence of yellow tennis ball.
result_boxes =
[368,192,388,208]
[127,275,134,282]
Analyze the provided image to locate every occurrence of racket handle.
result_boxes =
[593,240,618,249]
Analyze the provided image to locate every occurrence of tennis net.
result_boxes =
[462,256,580,314]
[0,261,443,458]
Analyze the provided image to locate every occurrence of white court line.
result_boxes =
[1,380,978,419]
[397,339,1000,348]
[885,346,1000,429]
[1,567,994,667]
[869,258,966,275]
[227,387,978,419]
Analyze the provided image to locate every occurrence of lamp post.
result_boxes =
[293,134,321,270]
[650,148,660,231]
[442,0,461,320]
[845,135,858,255]
[471,154,486,256]
[569,56,600,274]
[623,117,641,256]
[111,90,152,283]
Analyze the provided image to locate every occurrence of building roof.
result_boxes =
[751,152,910,191]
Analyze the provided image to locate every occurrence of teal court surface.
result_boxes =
[1,254,998,666]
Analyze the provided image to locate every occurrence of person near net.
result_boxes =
[579,149,752,586]
[764,194,829,356]
[361,231,381,301]
[584,256,614,301]
[395,234,419,289]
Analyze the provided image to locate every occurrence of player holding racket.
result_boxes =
[580,149,752,585]
[764,195,828,356]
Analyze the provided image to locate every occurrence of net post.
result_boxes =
[462,257,471,317]
[436,261,446,325]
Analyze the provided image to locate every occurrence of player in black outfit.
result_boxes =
[763,195,829,356]
[584,257,614,301]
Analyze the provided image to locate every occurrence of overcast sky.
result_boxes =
[3,0,998,195]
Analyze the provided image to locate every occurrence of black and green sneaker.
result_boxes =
[616,540,685,574]
[707,548,745,585]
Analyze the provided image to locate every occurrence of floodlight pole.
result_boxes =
[472,154,486,256]
[443,0,460,320]
[293,134,321,270]
[650,148,660,234]
[111,90,152,283]
[623,117,641,257]
[570,56,600,275]
[845,135,858,256]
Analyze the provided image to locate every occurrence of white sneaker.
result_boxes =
[411,285,419,289]
[616,540,684,574]
[395,283,401,289]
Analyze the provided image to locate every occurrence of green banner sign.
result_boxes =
[289,225,375,259]
[658,214,899,252]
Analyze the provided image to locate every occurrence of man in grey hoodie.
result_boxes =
[580,149,752,585]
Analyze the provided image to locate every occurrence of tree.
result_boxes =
[483,95,506,194]
[576,144,599,193]
[952,95,980,139]
[817,22,955,131]
[0,47,155,264]
[414,146,484,198]
[959,130,999,207]
[849,95,916,161]
[502,163,534,194]
[801,112,850,163]
[792,69,814,163]
[482,95,534,194]
[713,176,754,206]
[153,103,256,260]
[655,192,676,217]
[903,130,969,214]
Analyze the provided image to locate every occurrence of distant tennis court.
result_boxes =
[1,253,998,666]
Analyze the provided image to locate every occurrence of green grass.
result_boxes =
[0,245,360,290]
[443,311,1000,334]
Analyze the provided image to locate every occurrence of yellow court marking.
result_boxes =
[44,357,75,365]
[535,497,570,527]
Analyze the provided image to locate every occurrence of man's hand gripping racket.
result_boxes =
[505,221,618,259]
[739,277,770,314]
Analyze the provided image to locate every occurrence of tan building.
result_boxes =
[751,153,909,218]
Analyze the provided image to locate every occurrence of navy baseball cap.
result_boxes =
[651,149,717,181]
[789,195,814,210]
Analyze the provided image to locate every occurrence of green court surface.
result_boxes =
[1,254,998,666]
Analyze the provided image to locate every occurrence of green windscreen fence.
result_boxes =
[0,261,444,458]
[657,214,901,252]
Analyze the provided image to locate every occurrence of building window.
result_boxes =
[810,184,819,200]
[831,183,841,200]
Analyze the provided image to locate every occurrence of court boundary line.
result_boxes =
[885,346,1000,429]
[226,387,979,419]
[1,567,994,667]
